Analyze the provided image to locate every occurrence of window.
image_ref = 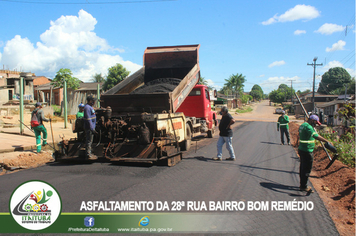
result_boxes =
[205,89,209,100]
[189,88,201,96]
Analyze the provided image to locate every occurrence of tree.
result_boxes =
[240,94,253,104]
[331,77,355,95]
[198,77,208,86]
[198,77,214,90]
[91,73,106,83]
[317,67,352,94]
[221,73,246,96]
[102,63,130,91]
[250,84,264,101]
[51,68,81,90]
[269,90,285,103]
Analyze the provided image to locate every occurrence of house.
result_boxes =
[293,92,338,116]
[318,98,355,126]
[35,82,103,115]
[33,76,52,101]
[215,93,242,110]
[0,70,35,104]
[34,83,63,106]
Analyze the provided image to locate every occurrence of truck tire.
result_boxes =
[180,124,192,151]
[207,121,215,138]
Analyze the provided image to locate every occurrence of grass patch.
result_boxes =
[236,106,253,113]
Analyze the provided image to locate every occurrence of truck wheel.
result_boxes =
[207,122,215,138]
[180,125,192,151]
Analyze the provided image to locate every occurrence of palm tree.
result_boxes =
[224,73,246,97]
[91,73,106,83]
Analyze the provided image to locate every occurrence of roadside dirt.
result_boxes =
[289,122,355,236]
[0,151,54,175]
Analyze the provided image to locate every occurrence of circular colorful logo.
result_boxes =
[9,180,62,230]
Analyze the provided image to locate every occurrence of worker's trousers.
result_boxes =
[280,127,290,144]
[298,149,314,189]
[85,129,94,157]
[217,136,235,159]
[33,125,48,152]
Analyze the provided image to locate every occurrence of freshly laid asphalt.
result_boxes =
[0,101,339,235]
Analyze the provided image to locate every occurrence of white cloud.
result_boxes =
[262,4,320,25]
[268,60,286,68]
[315,23,345,35]
[259,74,265,78]
[206,79,221,90]
[260,76,301,93]
[0,10,141,80]
[294,30,306,35]
[326,40,346,52]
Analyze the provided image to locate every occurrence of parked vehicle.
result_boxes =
[275,108,284,114]
[54,44,216,166]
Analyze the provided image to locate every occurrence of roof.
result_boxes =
[35,82,103,91]
[318,99,355,108]
[35,82,57,90]
[76,82,103,91]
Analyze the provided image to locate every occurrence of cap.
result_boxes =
[78,103,85,108]
[309,114,321,125]
[86,95,97,102]
[35,102,42,107]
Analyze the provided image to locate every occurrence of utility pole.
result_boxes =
[288,79,295,113]
[307,57,323,113]
[344,84,348,102]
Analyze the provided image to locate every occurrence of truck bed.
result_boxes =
[101,45,201,114]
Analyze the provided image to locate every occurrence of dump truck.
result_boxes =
[54,44,217,166]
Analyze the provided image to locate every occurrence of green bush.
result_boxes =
[319,130,355,167]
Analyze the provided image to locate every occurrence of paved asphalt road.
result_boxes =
[0,102,339,235]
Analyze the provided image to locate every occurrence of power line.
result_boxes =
[0,0,176,4]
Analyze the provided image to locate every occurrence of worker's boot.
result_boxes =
[87,154,98,160]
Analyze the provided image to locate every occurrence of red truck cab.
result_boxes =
[177,84,217,138]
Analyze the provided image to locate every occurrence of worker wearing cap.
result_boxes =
[277,110,290,145]
[76,103,85,119]
[298,115,330,192]
[84,96,97,160]
[75,103,85,140]
[32,102,50,153]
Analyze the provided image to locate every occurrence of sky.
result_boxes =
[0,0,355,94]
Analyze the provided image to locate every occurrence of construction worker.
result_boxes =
[277,110,290,145]
[31,102,50,153]
[75,103,85,141]
[76,103,85,119]
[298,115,330,192]
[84,96,98,160]
[213,106,236,161]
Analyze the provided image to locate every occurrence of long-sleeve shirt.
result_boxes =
[277,115,289,129]
[31,108,49,125]
[83,104,96,131]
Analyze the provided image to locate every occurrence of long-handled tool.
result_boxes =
[50,119,56,150]
[294,92,339,169]
[18,120,56,151]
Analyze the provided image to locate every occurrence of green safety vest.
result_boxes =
[76,111,84,119]
[298,122,319,152]
[277,115,289,129]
